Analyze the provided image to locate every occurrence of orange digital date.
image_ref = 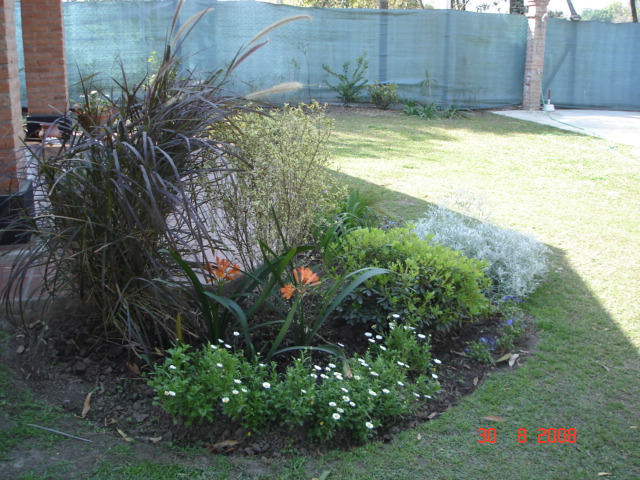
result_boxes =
[477,428,577,443]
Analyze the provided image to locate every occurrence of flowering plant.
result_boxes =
[271,264,388,356]
[148,317,441,444]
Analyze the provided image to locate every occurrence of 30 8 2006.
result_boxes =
[477,428,577,444]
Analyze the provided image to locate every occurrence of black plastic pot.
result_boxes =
[0,180,34,245]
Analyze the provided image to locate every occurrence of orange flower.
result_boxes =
[280,284,297,300]
[203,257,242,283]
[292,266,321,287]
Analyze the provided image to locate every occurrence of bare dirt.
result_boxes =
[0,296,537,479]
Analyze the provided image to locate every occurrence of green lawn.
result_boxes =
[2,110,639,479]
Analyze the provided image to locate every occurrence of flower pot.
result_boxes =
[0,180,34,246]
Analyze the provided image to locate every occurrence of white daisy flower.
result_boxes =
[368,389,377,396]
[232,390,239,395]
[366,422,374,429]
[169,365,177,370]
[329,402,337,407]
[433,359,442,364]
[222,397,230,403]
[164,390,176,396]
[332,413,341,420]
[262,382,271,389]
[364,332,373,337]
[382,388,390,394]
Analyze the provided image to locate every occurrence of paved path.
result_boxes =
[493,109,640,152]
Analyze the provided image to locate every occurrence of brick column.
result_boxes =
[522,0,550,111]
[21,0,68,115]
[0,0,24,194]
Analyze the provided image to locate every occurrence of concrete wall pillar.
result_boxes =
[0,0,24,194]
[522,0,550,111]
[21,0,68,116]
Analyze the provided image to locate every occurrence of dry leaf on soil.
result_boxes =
[482,415,507,422]
[81,391,93,418]
[116,428,133,442]
[508,354,520,367]
[496,353,512,363]
[206,439,240,454]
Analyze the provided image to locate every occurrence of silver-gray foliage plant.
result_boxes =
[412,193,550,300]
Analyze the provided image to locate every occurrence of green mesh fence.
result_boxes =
[544,18,640,111]
[14,1,640,111]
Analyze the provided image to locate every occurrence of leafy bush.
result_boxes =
[205,102,340,269]
[412,195,551,300]
[322,53,369,105]
[312,189,379,263]
[327,227,491,332]
[368,82,399,110]
[402,100,469,119]
[148,323,440,444]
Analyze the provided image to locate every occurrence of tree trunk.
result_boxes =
[631,0,638,22]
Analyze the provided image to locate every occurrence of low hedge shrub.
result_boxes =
[327,227,491,332]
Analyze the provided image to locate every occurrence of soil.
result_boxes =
[0,295,538,478]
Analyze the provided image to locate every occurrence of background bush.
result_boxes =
[327,227,491,332]
[206,102,341,269]
[368,82,399,110]
[412,195,550,299]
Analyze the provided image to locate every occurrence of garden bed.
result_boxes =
[1,297,537,458]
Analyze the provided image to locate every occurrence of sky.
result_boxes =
[547,0,621,15]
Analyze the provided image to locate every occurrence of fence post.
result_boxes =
[21,0,68,116]
[0,0,24,194]
[522,0,550,111]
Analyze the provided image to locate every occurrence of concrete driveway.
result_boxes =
[492,109,640,151]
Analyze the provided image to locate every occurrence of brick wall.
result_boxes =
[522,0,550,111]
[0,0,24,193]
[21,0,68,116]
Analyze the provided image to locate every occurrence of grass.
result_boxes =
[1,110,639,479]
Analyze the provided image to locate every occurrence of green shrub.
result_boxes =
[313,189,379,263]
[148,326,440,444]
[412,194,550,299]
[368,82,399,110]
[322,53,369,105]
[327,227,491,332]
[205,102,340,269]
